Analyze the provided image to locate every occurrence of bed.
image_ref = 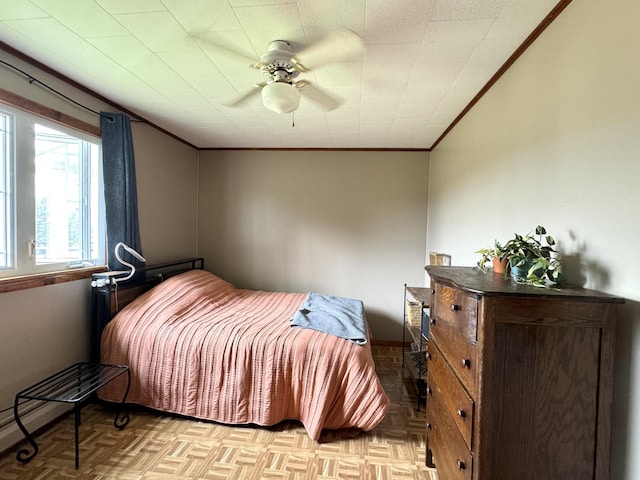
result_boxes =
[95,263,390,440]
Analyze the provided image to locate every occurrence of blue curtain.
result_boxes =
[100,112,143,272]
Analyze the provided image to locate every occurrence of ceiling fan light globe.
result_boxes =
[261,82,300,114]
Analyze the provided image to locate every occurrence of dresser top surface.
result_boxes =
[425,266,624,303]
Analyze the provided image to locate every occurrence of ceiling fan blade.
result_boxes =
[191,30,262,68]
[292,28,364,72]
[224,83,266,108]
[295,80,341,112]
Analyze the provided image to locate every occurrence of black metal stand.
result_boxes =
[402,285,430,411]
[14,362,130,469]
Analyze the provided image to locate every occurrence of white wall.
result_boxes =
[0,52,199,452]
[426,0,640,478]
[197,150,429,341]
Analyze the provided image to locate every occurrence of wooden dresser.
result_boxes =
[424,266,623,480]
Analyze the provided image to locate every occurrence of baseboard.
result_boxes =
[0,402,70,456]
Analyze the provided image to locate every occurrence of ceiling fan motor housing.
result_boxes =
[260,40,301,79]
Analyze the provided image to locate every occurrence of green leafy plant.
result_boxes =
[503,225,564,287]
[475,240,507,272]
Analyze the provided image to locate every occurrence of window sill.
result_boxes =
[0,266,108,293]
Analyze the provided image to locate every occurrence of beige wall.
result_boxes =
[133,123,199,262]
[0,52,198,451]
[426,0,640,477]
[197,149,429,341]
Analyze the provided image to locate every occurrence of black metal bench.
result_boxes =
[14,362,130,469]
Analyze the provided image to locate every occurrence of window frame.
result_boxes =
[0,110,13,270]
[0,90,107,291]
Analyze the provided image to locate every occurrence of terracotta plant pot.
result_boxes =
[492,257,508,274]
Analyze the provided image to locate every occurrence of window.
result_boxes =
[0,105,104,278]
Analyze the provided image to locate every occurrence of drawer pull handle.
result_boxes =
[425,352,432,360]
[431,289,435,295]
[457,460,466,470]
[457,409,466,418]
[426,387,432,396]
[426,422,432,430]
[450,304,460,312]
[462,358,471,368]
[430,317,436,325]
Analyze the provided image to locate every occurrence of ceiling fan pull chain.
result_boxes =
[292,111,295,128]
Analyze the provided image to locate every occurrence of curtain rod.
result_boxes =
[0,58,140,122]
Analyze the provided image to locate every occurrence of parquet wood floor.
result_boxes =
[0,346,438,479]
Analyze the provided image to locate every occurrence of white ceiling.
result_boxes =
[0,0,561,149]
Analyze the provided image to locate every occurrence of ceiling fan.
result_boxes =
[195,29,364,114]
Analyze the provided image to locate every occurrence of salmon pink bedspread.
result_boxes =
[99,270,390,440]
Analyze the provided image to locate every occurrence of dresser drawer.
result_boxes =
[430,282,479,394]
[426,375,473,480]
[432,284,478,338]
[427,340,474,449]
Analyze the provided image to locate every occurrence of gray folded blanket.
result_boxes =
[291,292,368,345]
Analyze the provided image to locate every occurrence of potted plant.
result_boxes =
[502,225,565,287]
[476,240,508,273]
